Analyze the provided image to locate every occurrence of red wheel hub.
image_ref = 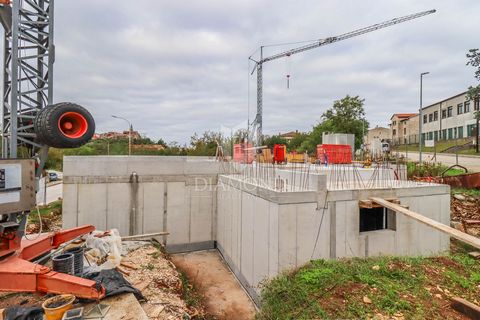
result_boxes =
[58,112,88,139]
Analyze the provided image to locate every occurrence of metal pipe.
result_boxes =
[419,72,429,165]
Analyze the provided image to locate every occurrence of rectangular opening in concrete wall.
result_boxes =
[359,207,396,232]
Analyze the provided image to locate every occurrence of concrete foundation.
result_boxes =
[63,156,451,305]
[215,174,450,304]
[63,156,220,252]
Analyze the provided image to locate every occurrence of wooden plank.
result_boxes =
[370,197,480,250]
[120,261,139,270]
[121,232,169,241]
[451,297,480,319]
[359,198,405,209]
[468,251,480,259]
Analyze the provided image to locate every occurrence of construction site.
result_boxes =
[1,1,480,320]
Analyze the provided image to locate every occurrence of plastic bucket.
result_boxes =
[52,253,74,275]
[42,294,75,320]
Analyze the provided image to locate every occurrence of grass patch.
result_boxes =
[178,271,215,320]
[28,200,62,224]
[451,187,480,197]
[392,138,474,154]
[257,253,480,320]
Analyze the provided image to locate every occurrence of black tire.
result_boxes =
[34,102,95,148]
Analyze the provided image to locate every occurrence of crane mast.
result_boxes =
[0,0,54,164]
[249,9,436,145]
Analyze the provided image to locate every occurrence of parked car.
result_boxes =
[48,172,58,182]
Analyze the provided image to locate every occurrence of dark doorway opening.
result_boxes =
[359,207,396,232]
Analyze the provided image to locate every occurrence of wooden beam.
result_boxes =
[451,297,480,319]
[370,197,480,250]
[359,198,408,209]
[121,232,169,241]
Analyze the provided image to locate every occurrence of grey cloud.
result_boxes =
[52,0,479,142]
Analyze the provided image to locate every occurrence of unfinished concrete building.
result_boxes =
[63,156,450,304]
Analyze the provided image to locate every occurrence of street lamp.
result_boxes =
[419,72,429,165]
[112,115,133,156]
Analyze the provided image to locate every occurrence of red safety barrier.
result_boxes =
[317,144,352,164]
[233,143,254,164]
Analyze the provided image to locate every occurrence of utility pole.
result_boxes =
[419,72,429,165]
[112,115,133,156]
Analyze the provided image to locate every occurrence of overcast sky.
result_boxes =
[53,0,479,144]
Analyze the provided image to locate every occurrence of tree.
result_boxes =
[299,95,369,153]
[188,131,223,156]
[467,49,480,153]
[232,129,249,144]
[288,132,309,151]
[263,135,288,149]
[157,138,167,147]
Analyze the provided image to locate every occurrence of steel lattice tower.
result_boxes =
[1,0,54,159]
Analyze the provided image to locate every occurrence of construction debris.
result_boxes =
[121,244,208,319]
[451,193,480,237]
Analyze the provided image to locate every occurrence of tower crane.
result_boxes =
[249,9,436,145]
[0,0,104,299]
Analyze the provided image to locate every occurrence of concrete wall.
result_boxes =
[63,156,220,252]
[216,174,450,304]
[63,156,451,306]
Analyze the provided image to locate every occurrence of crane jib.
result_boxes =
[251,9,436,145]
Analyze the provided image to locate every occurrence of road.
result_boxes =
[37,182,62,205]
[398,151,480,172]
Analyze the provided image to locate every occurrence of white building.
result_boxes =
[420,92,479,142]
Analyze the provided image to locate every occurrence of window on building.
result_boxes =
[458,126,464,139]
[448,128,453,140]
[475,98,479,111]
[457,103,463,115]
[429,113,433,122]
[434,111,438,121]
[442,109,447,119]
[447,106,453,117]
[403,128,406,135]
[393,129,396,136]
[392,120,397,125]
[464,101,470,113]
[423,114,427,123]
[467,124,476,137]
[428,132,433,140]
[434,131,438,141]
[442,129,447,140]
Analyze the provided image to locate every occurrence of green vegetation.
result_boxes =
[257,252,480,320]
[45,138,188,171]
[299,95,368,153]
[451,187,480,197]
[28,200,62,224]
[261,95,368,154]
[392,138,476,154]
[178,271,215,320]
[406,162,466,178]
